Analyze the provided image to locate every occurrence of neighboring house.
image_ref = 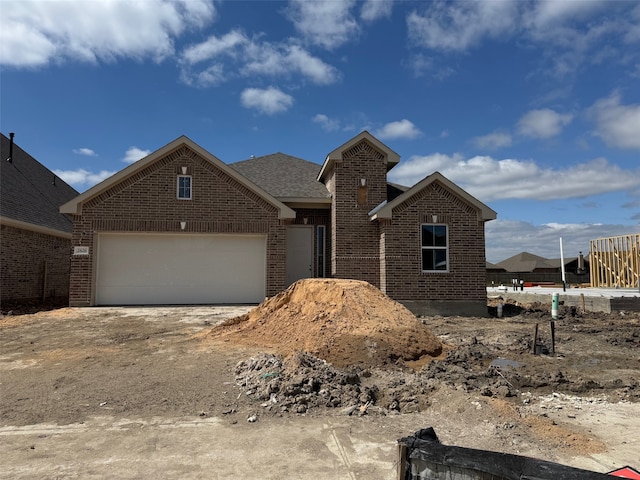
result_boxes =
[61,131,496,315]
[495,252,558,274]
[1,133,79,305]
[487,251,590,286]
[486,261,504,271]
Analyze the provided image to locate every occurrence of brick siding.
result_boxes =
[326,139,387,287]
[66,137,491,313]
[1,224,71,303]
[68,145,287,306]
[380,181,488,302]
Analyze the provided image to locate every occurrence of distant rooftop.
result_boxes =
[495,251,583,273]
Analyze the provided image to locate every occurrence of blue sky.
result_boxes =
[1,0,639,263]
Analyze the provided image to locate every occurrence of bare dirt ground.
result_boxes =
[1,280,639,479]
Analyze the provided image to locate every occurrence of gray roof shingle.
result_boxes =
[1,133,78,233]
[495,252,557,272]
[230,153,330,199]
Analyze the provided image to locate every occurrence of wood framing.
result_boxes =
[590,234,640,288]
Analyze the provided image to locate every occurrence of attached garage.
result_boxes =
[61,136,296,307]
[95,233,266,305]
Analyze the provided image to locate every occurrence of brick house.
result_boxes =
[1,133,79,305]
[61,131,496,315]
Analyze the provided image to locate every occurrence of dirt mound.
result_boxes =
[209,279,442,368]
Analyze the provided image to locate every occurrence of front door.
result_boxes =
[286,226,314,286]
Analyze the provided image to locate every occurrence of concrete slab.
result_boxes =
[0,415,410,480]
[489,286,640,298]
[488,286,640,313]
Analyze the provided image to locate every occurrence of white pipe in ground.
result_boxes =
[552,293,559,319]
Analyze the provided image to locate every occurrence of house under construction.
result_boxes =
[590,233,640,288]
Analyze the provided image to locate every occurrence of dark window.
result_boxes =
[421,224,448,271]
[177,175,192,200]
[317,225,326,277]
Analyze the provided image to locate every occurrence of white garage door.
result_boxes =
[95,234,266,305]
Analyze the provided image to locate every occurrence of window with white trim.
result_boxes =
[421,224,448,271]
[177,175,192,200]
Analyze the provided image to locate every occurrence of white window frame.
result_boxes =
[421,224,449,272]
[177,175,192,200]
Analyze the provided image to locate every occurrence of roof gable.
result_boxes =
[317,131,400,183]
[369,171,496,222]
[1,133,78,234]
[60,136,295,219]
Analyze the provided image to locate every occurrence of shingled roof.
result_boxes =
[495,252,557,273]
[1,133,78,234]
[230,153,330,201]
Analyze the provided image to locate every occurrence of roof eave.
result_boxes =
[1,215,72,238]
[279,197,332,210]
[278,205,297,219]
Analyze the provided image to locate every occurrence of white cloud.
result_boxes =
[0,0,216,67]
[407,1,518,51]
[407,53,455,80]
[123,147,151,164]
[526,0,609,30]
[625,4,640,43]
[517,109,573,139]
[53,168,115,190]
[388,153,639,202]
[181,63,226,88]
[361,0,393,22]
[407,54,433,77]
[180,35,340,87]
[243,43,340,85]
[283,45,341,85]
[181,30,247,65]
[472,132,512,150]
[73,147,97,157]
[407,1,639,78]
[588,91,640,150]
[374,119,421,140]
[241,87,294,115]
[312,114,340,132]
[286,0,359,50]
[485,219,634,263]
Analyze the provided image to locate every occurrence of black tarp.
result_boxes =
[398,428,613,480]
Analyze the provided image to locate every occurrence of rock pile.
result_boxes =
[235,352,379,415]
